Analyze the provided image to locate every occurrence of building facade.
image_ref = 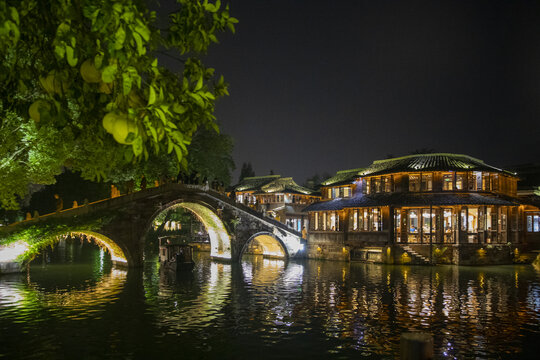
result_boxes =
[229,175,320,232]
[304,153,540,265]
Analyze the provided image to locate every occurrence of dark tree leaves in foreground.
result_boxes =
[0,0,237,209]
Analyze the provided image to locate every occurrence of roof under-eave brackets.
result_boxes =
[359,153,514,177]
[321,168,364,187]
[303,192,519,212]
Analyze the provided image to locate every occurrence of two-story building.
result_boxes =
[304,153,540,265]
[229,175,320,231]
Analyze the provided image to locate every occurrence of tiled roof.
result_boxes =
[232,175,281,192]
[358,153,513,177]
[232,176,317,195]
[321,168,364,186]
[303,192,520,212]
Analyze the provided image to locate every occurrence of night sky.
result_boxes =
[166,0,540,184]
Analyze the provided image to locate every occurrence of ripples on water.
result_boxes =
[0,240,539,359]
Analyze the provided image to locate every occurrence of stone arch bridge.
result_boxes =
[0,184,305,268]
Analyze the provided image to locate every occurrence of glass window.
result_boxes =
[475,172,482,190]
[492,174,499,192]
[501,210,507,231]
[421,174,432,191]
[409,174,420,192]
[383,176,392,192]
[442,173,454,191]
[527,215,533,232]
[343,187,351,198]
[468,208,478,233]
[371,208,381,231]
[456,173,464,190]
[394,209,401,242]
[535,215,540,232]
[353,210,358,230]
[409,210,419,233]
[486,207,493,231]
[314,212,319,230]
[461,209,467,231]
[422,209,431,233]
[468,173,477,191]
[322,212,327,231]
[363,209,369,231]
[482,173,490,191]
[366,179,371,194]
[330,212,337,231]
[374,178,382,193]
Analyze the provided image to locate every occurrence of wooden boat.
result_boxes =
[158,236,195,272]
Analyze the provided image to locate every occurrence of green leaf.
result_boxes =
[189,93,205,108]
[9,7,19,25]
[167,138,173,154]
[148,86,156,105]
[132,31,145,55]
[114,26,126,50]
[54,44,65,59]
[65,45,78,67]
[122,72,132,95]
[194,76,203,91]
[132,136,143,156]
[101,64,117,83]
[149,126,158,142]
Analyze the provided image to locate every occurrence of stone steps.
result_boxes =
[400,245,431,264]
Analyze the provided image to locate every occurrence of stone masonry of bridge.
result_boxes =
[0,184,305,269]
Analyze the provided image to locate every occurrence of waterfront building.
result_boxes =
[229,175,320,231]
[304,153,540,265]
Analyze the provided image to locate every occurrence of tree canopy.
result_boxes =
[0,0,237,209]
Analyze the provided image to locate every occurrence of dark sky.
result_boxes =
[166,0,540,184]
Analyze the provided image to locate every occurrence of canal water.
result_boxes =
[1,241,539,359]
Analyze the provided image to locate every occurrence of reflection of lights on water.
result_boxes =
[0,283,24,306]
[99,249,104,272]
[0,241,29,262]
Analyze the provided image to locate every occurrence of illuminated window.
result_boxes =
[327,188,332,199]
[394,209,401,242]
[383,176,392,192]
[322,212,327,231]
[468,208,478,233]
[456,173,464,190]
[409,174,420,192]
[528,215,540,232]
[421,174,432,191]
[365,178,371,194]
[363,209,369,231]
[374,178,382,193]
[442,173,453,191]
[408,210,419,233]
[314,212,319,230]
[342,187,351,198]
[443,209,452,233]
[352,210,358,230]
[491,174,499,192]
[461,209,467,231]
[475,172,482,190]
[482,173,490,191]
[422,209,433,233]
[371,208,381,231]
[468,173,477,191]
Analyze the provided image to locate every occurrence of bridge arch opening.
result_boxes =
[240,232,289,260]
[148,201,231,260]
[4,231,129,266]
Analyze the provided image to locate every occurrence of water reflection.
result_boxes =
[1,247,539,359]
